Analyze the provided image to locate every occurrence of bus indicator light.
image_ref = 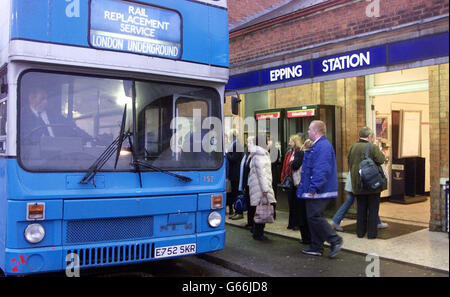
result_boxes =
[27,203,45,221]
[211,195,223,209]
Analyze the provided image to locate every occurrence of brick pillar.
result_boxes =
[428,63,449,231]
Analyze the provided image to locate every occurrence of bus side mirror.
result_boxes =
[231,96,241,115]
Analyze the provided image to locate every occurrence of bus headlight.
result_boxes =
[208,211,222,228]
[24,223,45,244]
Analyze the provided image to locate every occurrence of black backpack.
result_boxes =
[359,143,386,191]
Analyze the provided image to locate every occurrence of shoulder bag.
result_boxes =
[254,198,274,224]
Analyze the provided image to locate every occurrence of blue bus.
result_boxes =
[0,0,229,276]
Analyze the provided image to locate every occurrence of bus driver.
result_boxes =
[21,86,93,145]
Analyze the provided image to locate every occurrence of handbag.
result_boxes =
[233,193,248,212]
[281,175,294,190]
[254,199,274,224]
[292,166,301,186]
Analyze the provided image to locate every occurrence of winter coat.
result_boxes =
[296,136,338,199]
[348,139,386,195]
[280,149,294,182]
[248,145,276,206]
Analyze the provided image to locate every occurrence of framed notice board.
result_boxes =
[398,110,421,158]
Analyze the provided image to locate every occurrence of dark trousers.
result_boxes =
[248,205,264,238]
[247,196,254,227]
[356,193,380,239]
[227,180,239,214]
[297,198,311,243]
[305,199,340,251]
[287,188,300,228]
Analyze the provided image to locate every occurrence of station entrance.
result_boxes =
[254,105,342,212]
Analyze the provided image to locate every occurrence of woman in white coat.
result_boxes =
[247,135,277,241]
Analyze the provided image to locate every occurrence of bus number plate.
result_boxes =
[154,243,196,259]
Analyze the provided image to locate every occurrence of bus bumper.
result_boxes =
[4,229,225,276]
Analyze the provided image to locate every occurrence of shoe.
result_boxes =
[287,225,294,230]
[299,239,311,245]
[328,237,343,259]
[330,221,343,232]
[231,213,244,220]
[228,208,234,218]
[377,222,389,229]
[253,235,268,241]
[301,248,323,256]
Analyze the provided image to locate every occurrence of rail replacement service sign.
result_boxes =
[89,0,182,59]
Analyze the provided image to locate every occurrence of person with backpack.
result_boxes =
[330,170,388,232]
[348,127,387,239]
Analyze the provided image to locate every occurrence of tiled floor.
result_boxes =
[226,205,449,272]
[379,196,430,225]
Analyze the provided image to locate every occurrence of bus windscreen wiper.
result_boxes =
[80,104,129,185]
[132,159,192,183]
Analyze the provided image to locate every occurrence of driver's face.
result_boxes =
[29,89,48,113]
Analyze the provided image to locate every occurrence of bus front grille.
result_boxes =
[66,242,153,268]
[65,216,154,244]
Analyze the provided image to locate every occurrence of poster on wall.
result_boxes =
[399,110,421,158]
[376,116,388,140]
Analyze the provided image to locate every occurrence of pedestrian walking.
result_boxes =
[297,120,342,258]
[331,171,388,232]
[247,134,277,241]
[348,127,386,239]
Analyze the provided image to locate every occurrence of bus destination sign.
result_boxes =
[90,0,182,59]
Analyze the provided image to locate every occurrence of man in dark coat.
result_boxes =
[225,130,244,219]
[348,127,386,239]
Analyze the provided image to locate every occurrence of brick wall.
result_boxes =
[229,0,449,66]
[228,0,284,26]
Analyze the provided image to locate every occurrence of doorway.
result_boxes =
[367,66,430,226]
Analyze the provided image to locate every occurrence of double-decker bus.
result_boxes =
[0,0,229,276]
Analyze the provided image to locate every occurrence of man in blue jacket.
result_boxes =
[297,120,342,258]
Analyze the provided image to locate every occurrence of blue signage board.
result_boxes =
[225,32,449,91]
[89,0,182,59]
[260,61,312,85]
[313,45,387,76]
[226,71,260,91]
[388,32,449,65]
